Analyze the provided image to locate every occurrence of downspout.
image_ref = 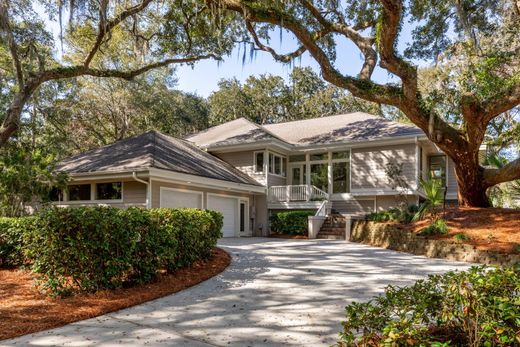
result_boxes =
[132,172,150,209]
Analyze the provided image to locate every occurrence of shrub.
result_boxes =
[270,210,315,235]
[338,265,520,347]
[367,205,418,224]
[454,232,471,242]
[24,206,222,296]
[418,218,448,236]
[0,217,34,267]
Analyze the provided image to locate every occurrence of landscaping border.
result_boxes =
[350,220,520,266]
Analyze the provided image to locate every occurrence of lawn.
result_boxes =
[401,207,520,254]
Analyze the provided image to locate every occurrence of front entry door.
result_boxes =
[289,164,306,185]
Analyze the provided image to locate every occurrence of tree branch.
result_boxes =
[0,2,24,86]
[482,84,520,123]
[484,156,520,187]
[84,0,154,67]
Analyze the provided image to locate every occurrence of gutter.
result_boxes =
[132,171,151,209]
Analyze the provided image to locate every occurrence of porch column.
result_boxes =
[305,153,311,201]
[327,151,333,197]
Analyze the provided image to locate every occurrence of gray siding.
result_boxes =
[351,144,416,190]
[267,174,286,187]
[446,158,458,198]
[375,195,418,211]
[332,198,375,214]
[215,151,266,185]
[123,181,147,205]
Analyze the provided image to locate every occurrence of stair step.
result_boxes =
[317,235,344,240]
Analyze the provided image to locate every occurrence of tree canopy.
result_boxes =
[205,0,520,207]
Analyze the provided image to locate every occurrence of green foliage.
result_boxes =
[23,207,222,296]
[454,232,471,242]
[513,243,520,254]
[418,218,448,236]
[208,67,380,126]
[270,210,315,235]
[367,205,418,224]
[0,217,34,267]
[414,176,445,222]
[0,144,68,216]
[338,265,520,346]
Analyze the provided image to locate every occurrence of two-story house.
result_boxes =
[55,112,461,237]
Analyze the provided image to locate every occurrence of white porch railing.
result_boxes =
[268,185,329,203]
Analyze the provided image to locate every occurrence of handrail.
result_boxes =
[268,185,329,202]
[315,200,328,217]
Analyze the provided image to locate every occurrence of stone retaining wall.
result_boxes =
[350,220,520,266]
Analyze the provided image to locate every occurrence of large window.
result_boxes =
[429,155,446,187]
[96,182,122,200]
[268,152,286,176]
[68,184,91,201]
[332,150,351,194]
[311,163,328,192]
[333,162,350,193]
[255,152,264,173]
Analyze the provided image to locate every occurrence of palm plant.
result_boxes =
[413,176,444,221]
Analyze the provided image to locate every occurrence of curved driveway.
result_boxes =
[2,238,470,347]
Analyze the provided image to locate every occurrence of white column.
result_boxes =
[415,138,420,190]
[305,153,311,201]
[327,151,333,197]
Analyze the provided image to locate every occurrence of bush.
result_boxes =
[270,210,315,235]
[454,232,471,242]
[338,265,520,346]
[367,205,418,224]
[24,206,222,296]
[418,218,448,236]
[0,217,34,267]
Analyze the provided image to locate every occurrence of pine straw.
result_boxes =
[0,247,230,341]
[401,207,520,254]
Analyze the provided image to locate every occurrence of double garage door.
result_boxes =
[160,188,243,237]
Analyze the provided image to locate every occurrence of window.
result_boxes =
[96,182,122,200]
[311,163,328,192]
[255,152,264,173]
[310,153,328,161]
[68,184,91,201]
[332,151,350,160]
[333,162,350,193]
[49,187,64,202]
[268,152,286,176]
[289,154,305,162]
[429,156,446,187]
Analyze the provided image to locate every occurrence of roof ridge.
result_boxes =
[184,117,248,140]
[262,112,378,128]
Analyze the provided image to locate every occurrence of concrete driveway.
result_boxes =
[2,238,471,347]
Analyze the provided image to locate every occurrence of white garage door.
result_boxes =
[160,189,202,209]
[207,195,237,237]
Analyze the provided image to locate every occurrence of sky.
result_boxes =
[37,3,416,98]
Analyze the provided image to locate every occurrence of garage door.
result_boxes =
[160,189,202,209]
[207,195,237,237]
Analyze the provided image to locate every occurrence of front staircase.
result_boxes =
[316,214,346,240]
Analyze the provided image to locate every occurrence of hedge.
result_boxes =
[338,265,520,346]
[3,206,222,296]
[270,210,315,235]
[0,217,34,267]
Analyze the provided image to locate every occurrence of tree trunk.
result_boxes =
[453,159,491,207]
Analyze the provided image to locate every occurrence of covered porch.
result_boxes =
[267,184,329,209]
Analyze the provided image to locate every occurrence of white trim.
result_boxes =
[148,168,265,194]
[253,151,265,174]
[159,187,204,209]
[350,188,416,196]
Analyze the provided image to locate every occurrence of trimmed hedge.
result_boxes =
[270,210,315,235]
[0,217,33,267]
[5,206,222,296]
[338,265,520,346]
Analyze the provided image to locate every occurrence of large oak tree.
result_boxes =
[0,0,237,146]
[205,0,520,207]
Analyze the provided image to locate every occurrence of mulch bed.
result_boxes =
[0,247,230,341]
[269,233,308,239]
[401,207,520,254]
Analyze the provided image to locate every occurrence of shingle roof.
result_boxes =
[262,112,423,145]
[186,118,278,148]
[187,113,424,148]
[57,131,262,186]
